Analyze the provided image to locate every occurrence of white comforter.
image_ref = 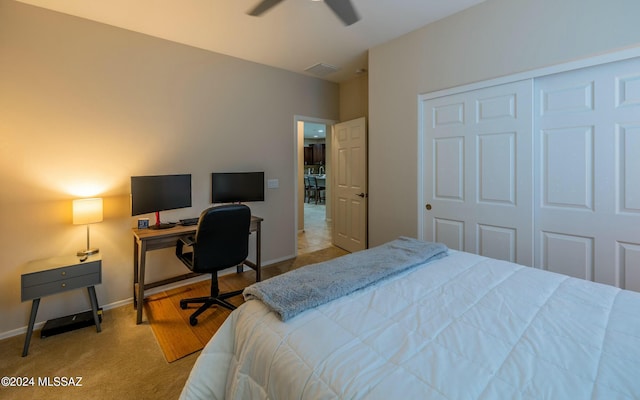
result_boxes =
[180,250,640,399]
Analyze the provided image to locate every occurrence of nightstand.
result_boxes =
[21,254,102,356]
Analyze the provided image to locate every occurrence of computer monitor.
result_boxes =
[131,174,192,229]
[211,172,265,204]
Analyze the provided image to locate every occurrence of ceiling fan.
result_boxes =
[248,0,360,26]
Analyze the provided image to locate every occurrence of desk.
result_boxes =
[132,215,262,324]
[21,254,102,356]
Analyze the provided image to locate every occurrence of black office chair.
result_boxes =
[175,204,251,326]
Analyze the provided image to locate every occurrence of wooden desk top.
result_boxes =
[132,224,196,240]
[132,215,263,241]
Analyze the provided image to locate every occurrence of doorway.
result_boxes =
[295,117,334,255]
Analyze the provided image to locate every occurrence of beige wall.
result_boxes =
[368,0,640,247]
[340,72,368,122]
[0,0,339,336]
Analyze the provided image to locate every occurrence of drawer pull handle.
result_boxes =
[61,271,66,276]
[61,283,66,288]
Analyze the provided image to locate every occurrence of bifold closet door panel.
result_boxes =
[422,80,534,266]
[534,56,640,291]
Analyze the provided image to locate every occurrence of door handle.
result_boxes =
[356,193,368,198]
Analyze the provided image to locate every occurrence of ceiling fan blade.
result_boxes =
[248,0,285,16]
[324,0,360,26]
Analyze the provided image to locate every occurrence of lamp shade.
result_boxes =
[73,198,103,225]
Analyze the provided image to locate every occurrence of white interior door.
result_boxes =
[421,80,533,265]
[332,117,367,252]
[534,57,640,290]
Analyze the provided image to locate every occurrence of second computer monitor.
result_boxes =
[211,172,264,203]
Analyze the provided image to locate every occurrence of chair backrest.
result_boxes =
[192,204,251,272]
[308,176,317,187]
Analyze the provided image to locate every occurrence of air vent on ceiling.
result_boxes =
[305,63,340,77]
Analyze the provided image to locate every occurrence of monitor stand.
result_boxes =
[149,211,176,230]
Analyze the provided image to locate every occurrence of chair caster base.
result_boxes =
[189,317,198,326]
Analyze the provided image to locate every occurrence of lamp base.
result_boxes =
[77,248,99,256]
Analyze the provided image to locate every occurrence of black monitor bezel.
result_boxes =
[211,171,265,204]
[130,174,192,216]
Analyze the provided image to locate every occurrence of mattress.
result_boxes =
[180,248,640,399]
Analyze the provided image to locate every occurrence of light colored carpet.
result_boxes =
[0,304,197,400]
[0,246,348,400]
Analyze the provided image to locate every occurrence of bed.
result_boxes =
[180,237,640,399]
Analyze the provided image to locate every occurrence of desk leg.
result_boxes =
[136,242,147,324]
[133,237,139,308]
[87,286,102,333]
[22,298,40,357]
[256,221,262,282]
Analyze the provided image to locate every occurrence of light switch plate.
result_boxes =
[267,179,279,189]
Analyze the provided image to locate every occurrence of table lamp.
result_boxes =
[73,198,103,256]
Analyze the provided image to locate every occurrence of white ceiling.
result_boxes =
[17,0,484,83]
[304,122,326,139]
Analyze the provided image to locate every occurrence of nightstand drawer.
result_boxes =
[21,271,101,301]
[22,260,100,287]
[21,257,102,302]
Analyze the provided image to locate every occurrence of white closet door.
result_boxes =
[534,57,640,290]
[422,80,533,265]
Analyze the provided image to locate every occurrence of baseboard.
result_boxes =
[0,301,126,341]
[0,322,47,341]
[0,256,294,341]
[259,254,296,266]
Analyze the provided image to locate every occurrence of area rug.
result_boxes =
[144,280,238,362]
[145,246,348,362]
